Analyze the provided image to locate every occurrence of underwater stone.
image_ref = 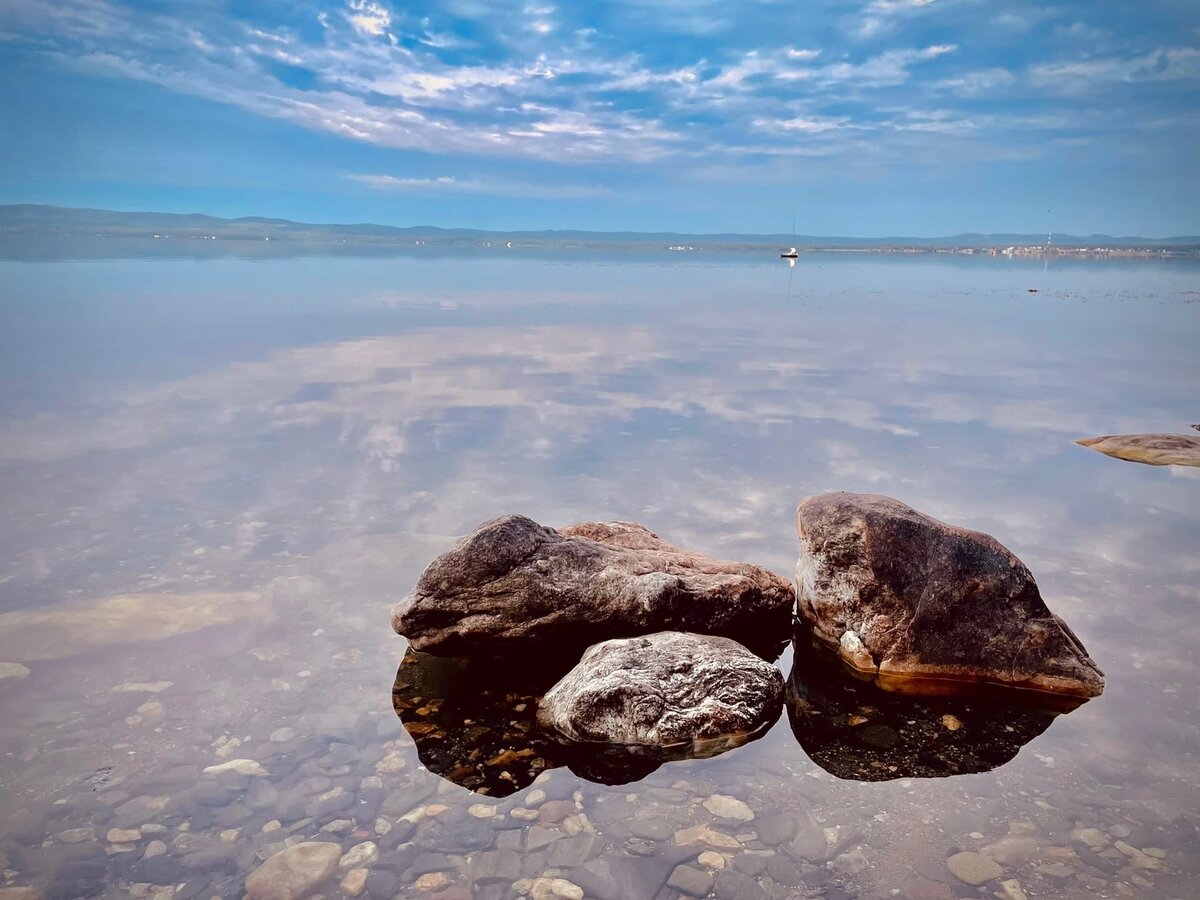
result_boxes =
[795,492,1104,703]
[244,841,342,900]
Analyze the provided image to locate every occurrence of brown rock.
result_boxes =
[392,516,794,658]
[245,841,342,900]
[1076,432,1200,467]
[795,493,1103,704]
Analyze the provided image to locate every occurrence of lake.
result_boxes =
[0,247,1197,900]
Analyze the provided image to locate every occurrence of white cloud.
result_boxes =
[818,44,956,86]
[1031,47,1200,88]
[347,173,612,199]
[753,114,852,133]
[934,67,1017,95]
[345,0,391,37]
[856,0,938,39]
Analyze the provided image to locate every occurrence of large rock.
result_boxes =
[392,516,793,658]
[795,493,1103,704]
[1076,432,1200,468]
[245,841,342,900]
[537,631,784,749]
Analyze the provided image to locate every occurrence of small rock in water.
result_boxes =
[1076,432,1200,468]
[945,851,1003,885]
[57,827,95,844]
[338,841,378,869]
[539,631,783,747]
[109,681,173,693]
[0,662,32,682]
[202,759,266,777]
[674,825,742,850]
[412,872,449,892]
[106,828,142,844]
[269,727,296,743]
[698,850,727,869]
[669,864,715,897]
[245,841,343,900]
[702,795,755,821]
[527,877,584,900]
[340,867,369,897]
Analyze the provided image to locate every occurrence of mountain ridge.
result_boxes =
[2,204,1197,248]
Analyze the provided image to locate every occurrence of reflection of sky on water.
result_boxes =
[0,251,1198,892]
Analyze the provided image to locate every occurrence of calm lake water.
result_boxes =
[0,247,1197,900]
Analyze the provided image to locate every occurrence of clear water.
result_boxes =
[0,248,1197,899]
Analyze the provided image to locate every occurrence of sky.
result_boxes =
[0,0,1198,235]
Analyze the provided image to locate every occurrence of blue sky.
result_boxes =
[1,0,1198,235]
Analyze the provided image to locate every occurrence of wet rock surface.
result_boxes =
[1076,432,1200,467]
[786,625,1059,781]
[392,515,794,659]
[795,492,1105,703]
[538,631,784,750]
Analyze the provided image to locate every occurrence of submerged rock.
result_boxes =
[786,625,1058,781]
[1076,432,1200,468]
[392,646,763,796]
[538,631,783,749]
[795,493,1103,704]
[392,515,793,659]
[245,841,342,900]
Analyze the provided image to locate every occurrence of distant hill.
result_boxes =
[1,204,1196,250]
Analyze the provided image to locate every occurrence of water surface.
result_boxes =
[0,249,1197,899]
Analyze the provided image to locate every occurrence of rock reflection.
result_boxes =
[786,629,1061,781]
[392,648,774,796]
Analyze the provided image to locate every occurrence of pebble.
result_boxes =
[245,841,342,900]
[340,867,369,897]
[702,795,755,821]
[261,820,282,834]
[945,851,1002,885]
[144,840,167,859]
[412,872,449,892]
[1036,863,1075,879]
[468,804,497,819]
[698,851,727,869]
[525,877,584,900]
[137,701,165,718]
[668,864,715,897]
[524,789,547,806]
[940,714,963,731]
[109,681,173,693]
[0,662,31,681]
[269,727,296,742]
[338,841,378,869]
[831,847,869,876]
[57,827,95,844]
[675,825,742,849]
[201,759,266,777]
[107,828,142,844]
[998,879,1028,900]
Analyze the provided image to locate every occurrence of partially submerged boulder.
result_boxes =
[1076,432,1200,468]
[392,515,793,659]
[795,493,1103,704]
[537,631,783,750]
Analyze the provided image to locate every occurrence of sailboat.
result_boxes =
[780,215,799,260]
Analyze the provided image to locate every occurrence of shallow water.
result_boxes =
[0,249,1197,899]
